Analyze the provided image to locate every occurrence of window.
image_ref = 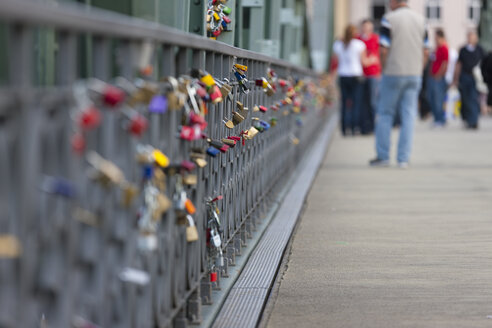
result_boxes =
[468,0,481,23]
[425,0,442,21]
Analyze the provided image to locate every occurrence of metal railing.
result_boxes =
[0,0,330,327]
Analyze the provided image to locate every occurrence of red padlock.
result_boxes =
[128,115,148,137]
[71,132,86,154]
[180,125,202,141]
[181,160,196,172]
[219,145,229,153]
[213,30,221,37]
[259,105,268,113]
[228,136,241,142]
[103,86,125,107]
[189,112,207,128]
[222,15,231,24]
[78,106,102,130]
[210,272,218,282]
[279,79,288,88]
[271,105,279,111]
[209,85,223,104]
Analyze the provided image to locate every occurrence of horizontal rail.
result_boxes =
[0,0,314,75]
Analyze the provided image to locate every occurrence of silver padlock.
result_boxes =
[210,228,222,248]
[216,248,224,267]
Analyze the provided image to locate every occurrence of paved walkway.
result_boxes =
[266,118,492,328]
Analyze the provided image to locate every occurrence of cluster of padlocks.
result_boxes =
[207,0,232,39]
[35,61,316,284]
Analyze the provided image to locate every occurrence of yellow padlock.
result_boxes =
[200,73,216,88]
[234,64,248,72]
[152,150,170,168]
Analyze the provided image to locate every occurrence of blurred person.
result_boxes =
[452,30,485,129]
[419,47,432,119]
[331,24,374,136]
[427,29,449,127]
[370,0,426,168]
[358,19,381,135]
[481,51,492,114]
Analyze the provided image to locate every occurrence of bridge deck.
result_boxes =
[266,118,492,328]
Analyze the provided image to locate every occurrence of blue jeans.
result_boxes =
[361,77,380,134]
[427,76,447,124]
[375,75,422,163]
[339,76,364,135]
[459,73,480,127]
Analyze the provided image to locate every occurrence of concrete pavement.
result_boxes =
[265,118,492,328]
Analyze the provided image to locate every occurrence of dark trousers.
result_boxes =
[339,76,363,135]
[360,77,379,134]
[459,73,480,127]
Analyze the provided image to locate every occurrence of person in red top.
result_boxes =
[427,28,449,126]
[358,19,381,134]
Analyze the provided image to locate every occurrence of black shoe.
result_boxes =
[369,158,390,167]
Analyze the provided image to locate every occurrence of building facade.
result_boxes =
[334,0,482,51]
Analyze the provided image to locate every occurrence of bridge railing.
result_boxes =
[0,0,330,327]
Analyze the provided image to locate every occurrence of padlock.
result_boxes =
[102,85,126,107]
[148,94,168,114]
[222,138,236,147]
[270,117,278,126]
[206,146,220,157]
[137,233,158,252]
[209,85,223,104]
[210,228,222,248]
[200,72,216,89]
[78,106,102,130]
[219,144,229,153]
[221,5,232,15]
[216,248,224,267]
[153,193,171,220]
[219,82,233,98]
[259,105,268,113]
[71,132,86,154]
[174,190,187,211]
[234,64,248,72]
[0,235,21,258]
[73,207,99,226]
[185,198,196,215]
[87,151,125,186]
[121,182,138,208]
[223,118,235,129]
[41,176,77,199]
[208,139,224,150]
[236,101,245,111]
[186,215,199,242]
[128,114,148,137]
[181,160,196,172]
[222,14,231,24]
[180,125,202,141]
[210,272,218,282]
[152,150,170,168]
[232,111,245,125]
[183,174,198,186]
[244,126,259,140]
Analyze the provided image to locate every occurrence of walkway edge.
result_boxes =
[211,113,338,328]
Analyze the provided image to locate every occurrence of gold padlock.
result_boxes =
[183,174,198,186]
[121,182,139,208]
[244,126,259,140]
[0,235,21,258]
[185,215,199,242]
[152,194,171,221]
[219,83,233,98]
[232,111,245,125]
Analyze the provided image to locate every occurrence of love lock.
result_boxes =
[186,215,199,242]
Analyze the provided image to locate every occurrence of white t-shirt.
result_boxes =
[333,39,366,77]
